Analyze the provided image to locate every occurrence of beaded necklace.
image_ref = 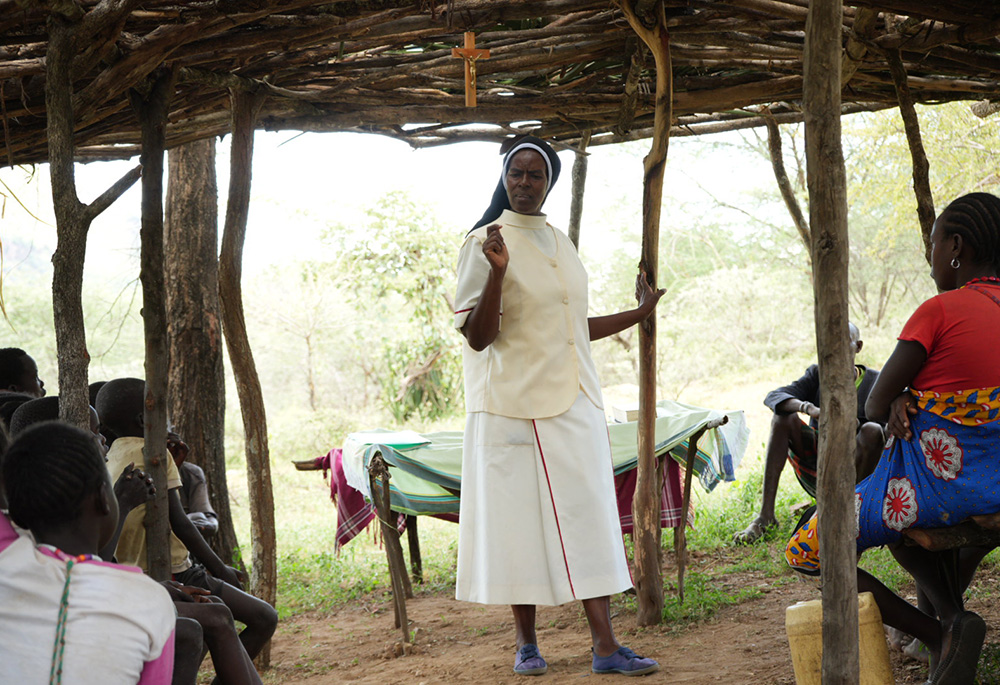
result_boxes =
[49,553,91,685]
[962,276,1000,288]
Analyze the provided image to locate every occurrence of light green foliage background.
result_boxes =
[2,103,1000,627]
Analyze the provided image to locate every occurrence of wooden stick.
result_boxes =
[218,86,277,665]
[129,68,175,582]
[764,113,809,260]
[406,515,423,585]
[676,428,704,604]
[567,130,591,249]
[885,48,935,264]
[804,1,859,681]
[369,454,411,643]
[620,0,672,627]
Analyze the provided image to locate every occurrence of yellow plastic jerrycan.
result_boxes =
[785,591,893,684]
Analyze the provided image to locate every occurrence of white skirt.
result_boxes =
[455,391,633,605]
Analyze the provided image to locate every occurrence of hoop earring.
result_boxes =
[951,257,961,269]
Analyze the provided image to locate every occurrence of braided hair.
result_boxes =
[0,392,32,432]
[2,421,106,532]
[9,395,59,436]
[938,192,1000,272]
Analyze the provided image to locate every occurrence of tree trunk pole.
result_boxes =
[165,137,243,569]
[803,2,859,682]
[45,10,142,428]
[129,70,175,581]
[620,0,672,626]
[219,88,277,665]
[885,48,935,265]
[46,15,91,429]
[567,130,591,249]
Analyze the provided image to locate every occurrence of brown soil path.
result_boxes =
[262,558,997,684]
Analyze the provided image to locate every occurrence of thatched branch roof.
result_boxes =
[2,0,999,165]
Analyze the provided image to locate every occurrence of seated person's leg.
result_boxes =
[176,601,263,685]
[174,564,278,662]
[855,422,885,482]
[734,412,811,544]
[890,545,985,684]
[173,616,204,685]
[215,581,279,661]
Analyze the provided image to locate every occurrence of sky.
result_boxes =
[0,127,778,298]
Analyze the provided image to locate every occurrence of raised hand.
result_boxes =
[482,224,509,274]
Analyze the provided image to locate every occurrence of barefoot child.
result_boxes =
[0,422,176,683]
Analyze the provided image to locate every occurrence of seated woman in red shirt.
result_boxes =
[785,192,1000,685]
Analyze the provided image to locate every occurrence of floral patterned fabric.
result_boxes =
[786,386,1000,573]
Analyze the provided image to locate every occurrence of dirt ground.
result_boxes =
[262,549,1000,685]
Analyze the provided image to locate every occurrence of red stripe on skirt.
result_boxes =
[532,419,576,599]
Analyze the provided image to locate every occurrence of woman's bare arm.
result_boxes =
[588,271,665,341]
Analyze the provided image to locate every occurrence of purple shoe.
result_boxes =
[514,644,548,675]
[592,646,659,676]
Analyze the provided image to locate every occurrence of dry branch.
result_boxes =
[885,47,935,263]
[5,1,1000,165]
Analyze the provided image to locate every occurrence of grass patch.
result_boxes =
[658,571,763,628]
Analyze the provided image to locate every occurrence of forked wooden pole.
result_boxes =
[620,0,673,626]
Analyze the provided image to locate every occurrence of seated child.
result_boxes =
[0,347,45,397]
[0,421,175,683]
[96,378,277,664]
[4,400,257,684]
[168,431,219,541]
[0,392,33,433]
[9,396,154,560]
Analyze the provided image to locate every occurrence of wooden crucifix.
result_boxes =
[451,31,490,107]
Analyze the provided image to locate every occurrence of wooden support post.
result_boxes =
[885,48,936,264]
[370,454,411,643]
[567,131,591,249]
[620,0,673,627]
[451,32,490,108]
[804,1,859,682]
[165,138,243,569]
[406,515,423,585]
[219,87,277,664]
[45,13,139,429]
[129,69,175,581]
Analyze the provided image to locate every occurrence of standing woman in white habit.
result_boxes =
[453,135,664,677]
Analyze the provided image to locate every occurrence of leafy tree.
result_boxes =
[324,191,464,422]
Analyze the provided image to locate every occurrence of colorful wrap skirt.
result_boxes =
[786,386,1000,574]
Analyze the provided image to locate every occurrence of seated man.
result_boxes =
[734,322,885,544]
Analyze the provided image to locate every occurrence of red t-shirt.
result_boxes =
[899,282,1000,392]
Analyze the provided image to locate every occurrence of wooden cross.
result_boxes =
[451,31,490,108]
